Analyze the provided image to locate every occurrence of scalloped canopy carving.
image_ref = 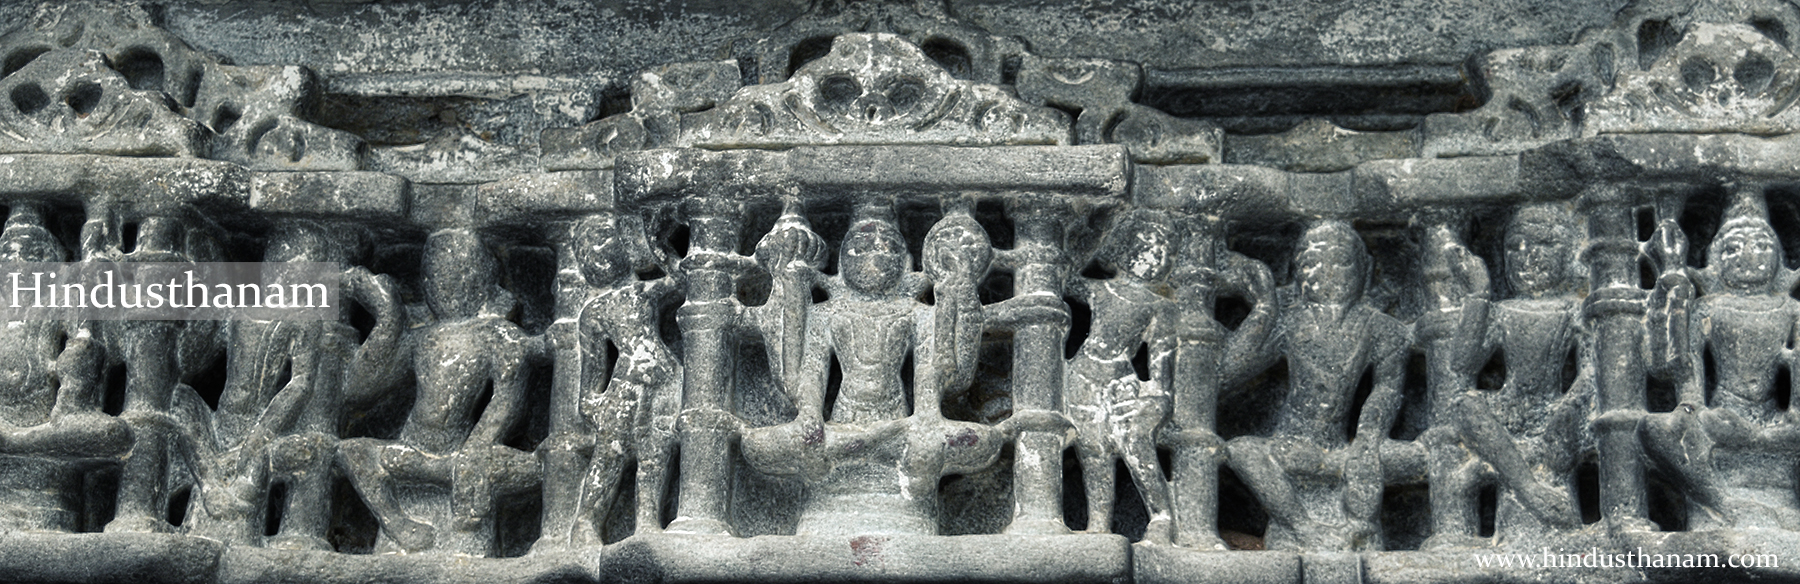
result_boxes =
[680,34,1070,148]
[1589,23,1800,135]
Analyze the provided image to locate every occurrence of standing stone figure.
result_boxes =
[0,203,131,533]
[1417,207,1586,549]
[1063,211,1178,544]
[337,229,544,555]
[177,223,408,549]
[91,208,224,534]
[1226,220,1408,551]
[1641,189,1800,531]
[562,214,684,544]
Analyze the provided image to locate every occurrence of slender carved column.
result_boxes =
[1165,217,1227,549]
[1580,185,1650,531]
[668,198,750,535]
[535,225,594,547]
[1001,196,1074,535]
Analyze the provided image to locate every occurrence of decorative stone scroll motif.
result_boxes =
[1589,22,1800,135]
[681,33,1069,148]
[11,1,1800,583]
[0,2,362,168]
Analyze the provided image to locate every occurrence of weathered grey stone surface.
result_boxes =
[2,1,1800,583]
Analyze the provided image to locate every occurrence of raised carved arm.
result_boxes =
[1221,252,1281,393]
[1645,217,1695,391]
[342,267,412,405]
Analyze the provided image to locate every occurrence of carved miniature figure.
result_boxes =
[740,202,1006,536]
[750,200,829,414]
[1641,189,1800,532]
[1417,207,1587,548]
[175,222,408,548]
[1063,211,1178,544]
[1226,220,1408,551]
[87,207,227,534]
[551,214,684,546]
[336,229,544,555]
[0,203,131,533]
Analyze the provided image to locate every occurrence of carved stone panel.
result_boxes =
[0,1,1799,584]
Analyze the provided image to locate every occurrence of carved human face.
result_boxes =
[841,221,906,294]
[1713,226,1780,291]
[923,214,992,285]
[1505,225,1569,296]
[1107,223,1173,282]
[1296,225,1364,305]
[575,218,632,287]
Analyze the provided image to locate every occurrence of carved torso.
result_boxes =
[405,316,531,453]
[1278,304,1398,446]
[1698,294,1798,423]
[1491,298,1580,434]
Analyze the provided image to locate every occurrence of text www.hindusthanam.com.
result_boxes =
[1472,548,1780,569]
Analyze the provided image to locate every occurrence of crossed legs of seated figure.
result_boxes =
[1227,436,1383,550]
[174,371,314,544]
[0,333,132,460]
[1642,407,1800,531]
[338,439,540,553]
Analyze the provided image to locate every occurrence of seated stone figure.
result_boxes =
[1063,210,1178,544]
[740,202,1007,536]
[1226,220,1408,551]
[1417,207,1586,549]
[1642,190,1800,532]
[337,229,544,555]
[0,203,131,533]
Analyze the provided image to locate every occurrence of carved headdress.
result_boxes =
[1702,188,1796,294]
[1718,188,1776,241]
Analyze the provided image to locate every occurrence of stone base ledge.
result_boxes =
[2,531,1794,584]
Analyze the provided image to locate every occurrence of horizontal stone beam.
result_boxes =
[0,155,250,214]
[615,145,1130,207]
[1134,155,1525,220]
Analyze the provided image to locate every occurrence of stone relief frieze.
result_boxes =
[1,1,1800,584]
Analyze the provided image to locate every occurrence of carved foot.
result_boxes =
[265,534,333,551]
[1177,533,1228,551]
[1521,485,1581,530]
[1420,533,1487,550]
[1142,518,1175,545]
[664,516,733,536]
[103,514,172,534]
[386,518,437,553]
[1345,519,1383,551]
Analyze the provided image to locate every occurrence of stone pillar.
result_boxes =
[1165,216,1228,549]
[1002,196,1074,535]
[668,197,748,535]
[1580,185,1649,531]
[536,225,594,546]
